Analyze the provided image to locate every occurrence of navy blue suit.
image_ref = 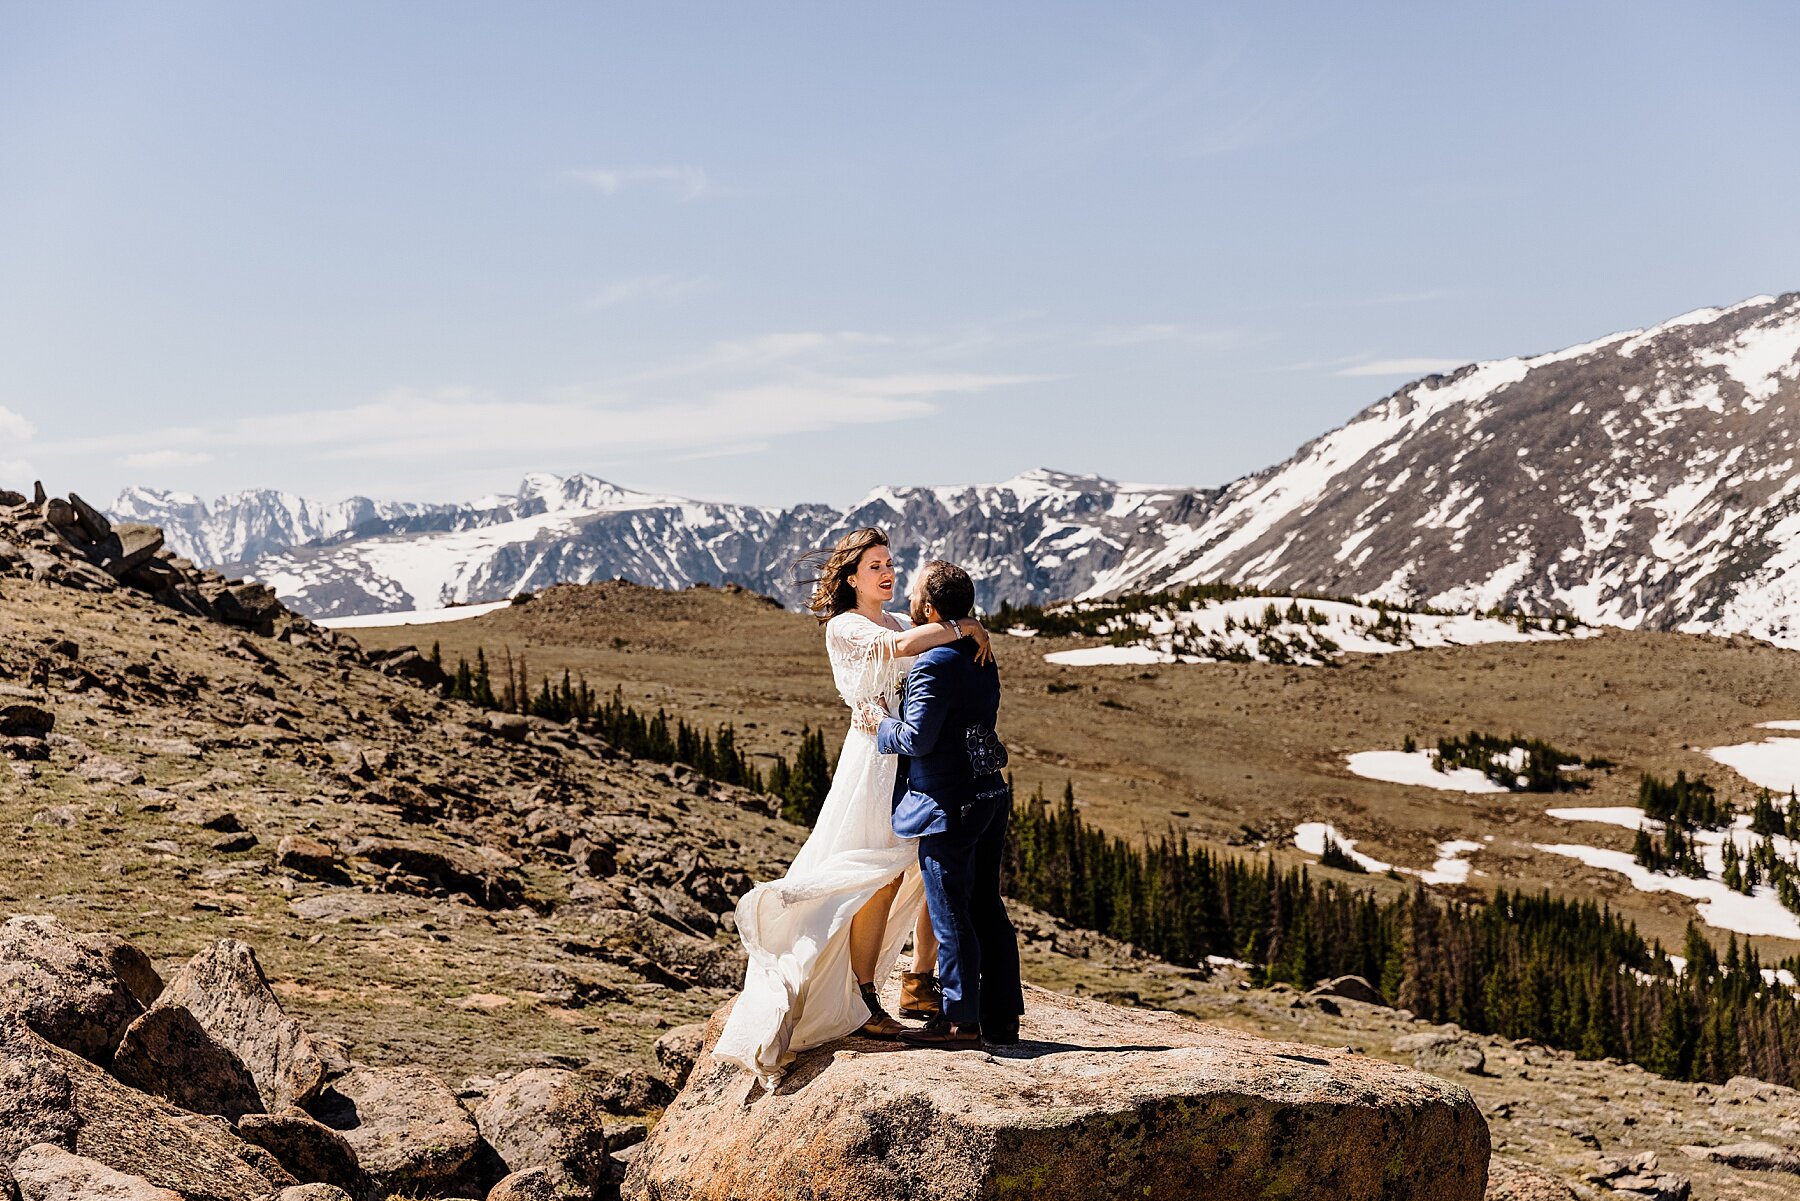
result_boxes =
[877,639,1022,1029]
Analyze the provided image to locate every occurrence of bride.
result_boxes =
[712,526,993,1083]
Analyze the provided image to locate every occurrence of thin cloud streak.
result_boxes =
[570,165,711,201]
[43,374,1043,467]
[586,274,713,308]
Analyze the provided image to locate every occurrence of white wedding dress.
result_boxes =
[712,610,926,1083]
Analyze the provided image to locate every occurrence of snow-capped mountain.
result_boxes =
[112,291,1800,641]
[111,487,458,567]
[1084,292,1800,647]
[139,470,1199,619]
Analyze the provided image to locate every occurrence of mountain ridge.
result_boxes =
[108,291,1800,645]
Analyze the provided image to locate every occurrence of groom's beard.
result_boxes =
[910,597,930,626]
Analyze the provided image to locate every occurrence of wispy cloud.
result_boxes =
[1,405,36,487]
[570,165,711,201]
[1033,28,1326,163]
[122,449,213,469]
[1337,357,1469,377]
[0,405,34,443]
[1089,324,1253,351]
[586,273,712,308]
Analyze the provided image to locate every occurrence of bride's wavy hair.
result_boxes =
[796,526,890,623]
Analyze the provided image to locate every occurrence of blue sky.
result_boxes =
[2,2,1797,509]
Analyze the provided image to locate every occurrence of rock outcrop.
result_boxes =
[10,1144,184,1201]
[0,915,144,1063]
[0,1023,296,1200]
[309,1065,481,1196]
[143,940,325,1111]
[627,982,1490,1201]
[471,1069,613,1192]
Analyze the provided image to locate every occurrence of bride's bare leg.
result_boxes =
[849,878,901,986]
[911,902,938,975]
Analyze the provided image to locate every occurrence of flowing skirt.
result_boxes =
[712,725,923,1083]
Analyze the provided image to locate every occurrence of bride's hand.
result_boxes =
[967,619,994,665]
[852,701,886,734]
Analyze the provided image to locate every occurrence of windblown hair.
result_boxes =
[919,559,975,621]
[797,526,890,622]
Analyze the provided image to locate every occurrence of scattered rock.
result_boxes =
[0,1023,295,1201]
[0,702,53,738]
[78,933,163,1008]
[236,1109,372,1199]
[148,939,325,1111]
[309,1065,480,1196]
[349,836,525,910]
[0,915,143,1062]
[213,832,259,853]
[73,755,145,787]
[487,712,531,743]
[276,836,349,884]
[278,1188,355,1201]
[1394,1030,1488,1076]
[488,1166,586,1200]
[1675,1139,1800,1174]
[1589,1152,1689,1200]
[473,1068,614,1191]
[1310,974,1390,1007]
[1485,1156,1579,1200]
[10,1144,183,1201]
[112,1004,265,1119]
[585,1066,674,1116]
[654,1023,706,1090]
[628,983,1489,1201]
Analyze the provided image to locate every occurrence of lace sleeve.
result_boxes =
[825,612,903,707]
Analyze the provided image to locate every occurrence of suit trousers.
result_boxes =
[917,785,1024,1028]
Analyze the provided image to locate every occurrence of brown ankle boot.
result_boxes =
[858,983,906,1040]
[899,970,942,1020]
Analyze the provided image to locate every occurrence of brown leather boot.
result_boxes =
[899,970,942,1021]
[858,983,906,1040]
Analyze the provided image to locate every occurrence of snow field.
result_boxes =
[315,599,515,630]
[1041,595,1589,668]
[1293,822,1484,886]
[1535,807,1800,940]
[1344,749,1510,794]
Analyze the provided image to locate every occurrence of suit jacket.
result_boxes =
[877,639,1006,838]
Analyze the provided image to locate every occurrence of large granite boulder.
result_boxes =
[626,983,1489,1201]
[0,916,143,1062]
[473,1068,613,1191]
[308,1065,480,1196]
[11,1144,183,1201]
[0,1023,293,1201]
[146,940,324,1111]
[112,1005,265,1119]
[235,1109,371,1200]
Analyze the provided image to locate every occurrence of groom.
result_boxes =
[873,560,1023,1048]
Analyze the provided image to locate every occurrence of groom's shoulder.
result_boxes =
[913,644,968,672]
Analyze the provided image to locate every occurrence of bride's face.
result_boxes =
[849,546,895,608]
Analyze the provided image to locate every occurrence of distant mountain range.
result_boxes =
[113,291,1800,646]
[113,469,1196,619]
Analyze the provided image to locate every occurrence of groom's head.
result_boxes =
[909,559,975,627]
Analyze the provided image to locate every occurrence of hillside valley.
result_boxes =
[352,582,1800,965]
[7,494,1800,1197]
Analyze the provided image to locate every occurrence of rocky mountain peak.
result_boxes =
[1089,291,1800,645]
